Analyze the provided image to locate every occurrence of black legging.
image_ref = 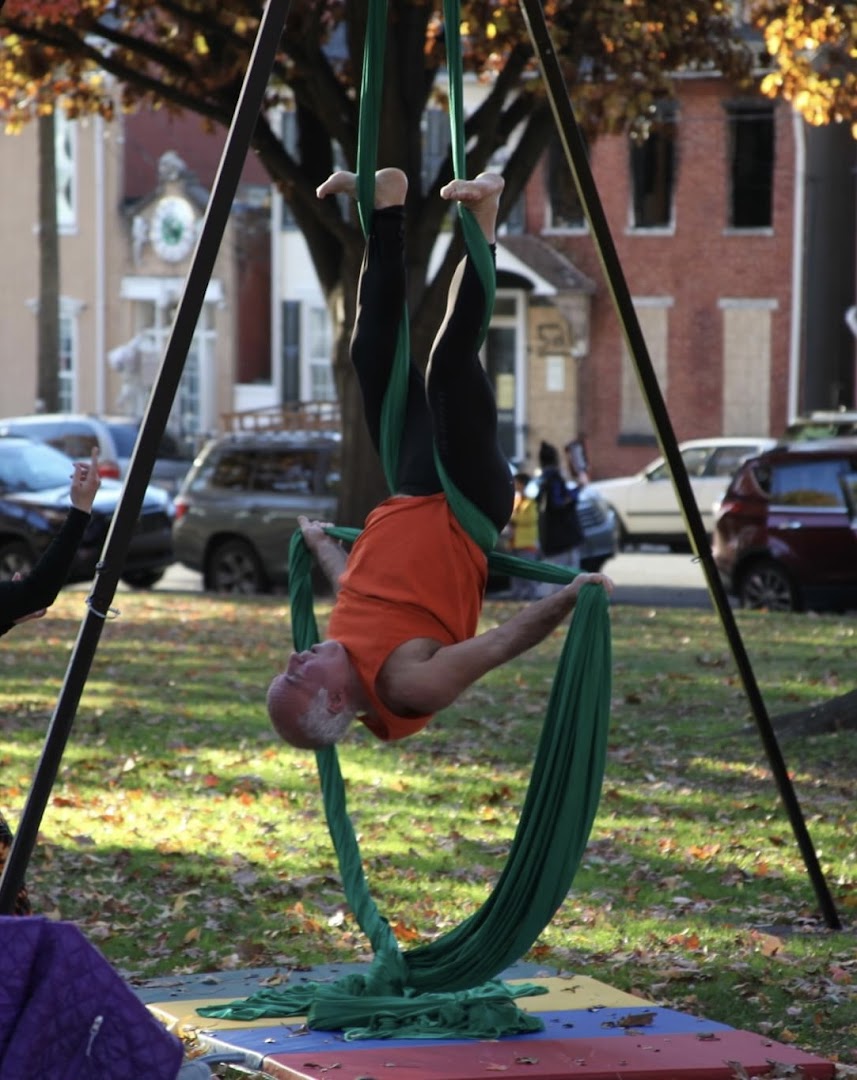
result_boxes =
[350,206,513,532]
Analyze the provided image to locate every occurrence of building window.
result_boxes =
[629,103,677,230]
[728,0,753,25]
[280,110,297,230]
[55,111,76,232]
[133,301,209,438]
[308,306,335,401]
[281,300,300,401]
[422,109,450,196]
[58,304,77,411]
[484,290,524,462]
[547,135,587,230]
[719,298,776,434]
[727,103,775,229]
[620,299,671,438]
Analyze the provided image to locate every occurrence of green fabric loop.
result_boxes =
[354,0,498,547]
[268,532,608,993]
[197,978,547,1040]
[356,0,410,491]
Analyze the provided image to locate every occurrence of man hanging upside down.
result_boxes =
[266,168,613,750]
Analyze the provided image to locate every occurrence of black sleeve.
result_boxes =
[0,508,90,637]
[546,473,572,510]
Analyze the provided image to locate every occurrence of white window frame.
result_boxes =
[55,110,77,234]
[485,288,527,463]
[305,304,336,402]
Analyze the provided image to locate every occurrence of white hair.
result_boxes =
[267,678,355,750]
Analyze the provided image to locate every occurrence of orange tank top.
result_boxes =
[327,493,487,741]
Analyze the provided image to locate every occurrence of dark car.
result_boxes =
[0,413,193,496]
[173,431,341,593]
[173,431,616,595]
[713,439,857,612]
[0,436,175,589]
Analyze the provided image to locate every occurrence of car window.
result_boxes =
[767,459,850,508]
[647,460,668,481]
[252,450,320,494]
[199,449,256,491]
[705,445,761,478]
[106,422,139,457]
[0,441,76,492]
[323,464,340,495]
[2,420,98,460]
[107,421,191,462]
[678,447,711,478]
[48,432,100,458]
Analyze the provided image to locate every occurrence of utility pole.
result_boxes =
[37,110,60,412]
[801,122,857,411]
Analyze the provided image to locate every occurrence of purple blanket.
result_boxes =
[0,916,184,1079]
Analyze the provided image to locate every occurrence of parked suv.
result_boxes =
[173,432,341,593]
[0,436,174,589]
[0,413,193,495]
[174,432,617,595]
[713,439,857,612]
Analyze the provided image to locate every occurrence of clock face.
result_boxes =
[150,196,196,262]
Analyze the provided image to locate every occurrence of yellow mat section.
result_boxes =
[147,976,648,1034]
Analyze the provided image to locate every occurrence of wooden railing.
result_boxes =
[221,401,341,434]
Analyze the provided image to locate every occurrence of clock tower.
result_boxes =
[150,194,197,263]
[130,151,200,268]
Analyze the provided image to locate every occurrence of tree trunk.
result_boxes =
[767,690,857,738]
[37,111,60,413]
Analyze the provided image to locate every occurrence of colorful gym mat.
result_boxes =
[136,962,835,1079]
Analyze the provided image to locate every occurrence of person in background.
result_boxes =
[565,435,590,487]
[0,448,101,914]
[506,471,540,600]
[537,440,583,594]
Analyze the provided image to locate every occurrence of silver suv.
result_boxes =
[172,432,340,593]
[0,413,193,496]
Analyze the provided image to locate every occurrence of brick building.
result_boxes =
[517,76,804,482]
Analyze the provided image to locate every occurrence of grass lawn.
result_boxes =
[1,587,855,1065]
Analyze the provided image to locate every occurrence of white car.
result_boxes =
[589,437,778,550]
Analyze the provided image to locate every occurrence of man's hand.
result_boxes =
[564,571,614,600]
[298,516,337,554]
[298,516,348,594]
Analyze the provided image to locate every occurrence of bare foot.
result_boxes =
[440,173,504,241]
[316,171,357,200]
[316,168,407,209]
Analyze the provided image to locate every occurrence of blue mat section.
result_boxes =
[190,1007,732,1055]
[136,961,552,1005]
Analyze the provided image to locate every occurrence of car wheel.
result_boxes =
[738,559,798,612]
[205,539,267,595]
[612,515,631,552]
[121,569,166,590]
[0,540,35,580]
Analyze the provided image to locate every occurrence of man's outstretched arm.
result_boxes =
[298,516,348,594]
[385,573,613,715]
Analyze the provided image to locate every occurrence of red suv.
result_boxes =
[713,439,857,612]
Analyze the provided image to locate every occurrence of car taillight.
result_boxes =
[98,459,121,480]
[173,497,188,522]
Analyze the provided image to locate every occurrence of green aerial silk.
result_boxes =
[199,0,612,1040]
